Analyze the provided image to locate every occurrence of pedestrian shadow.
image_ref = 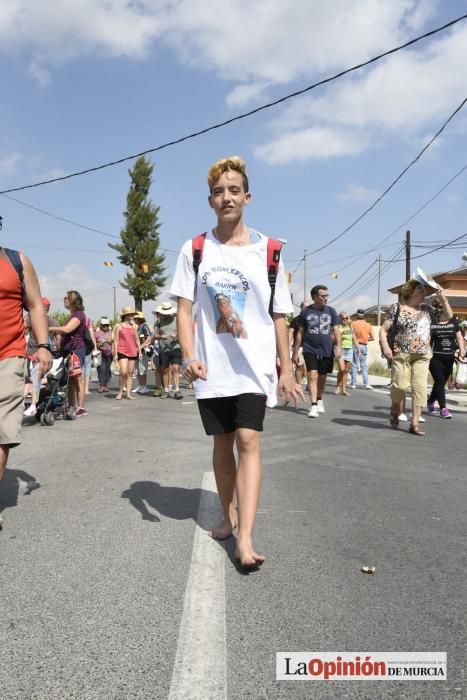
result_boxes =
[339,408,388,418]
[0,468,41,514]
[121,481,207,526]
[272,404,307,416]
[331,418,388,430]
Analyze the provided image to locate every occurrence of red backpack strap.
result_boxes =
[192,232,207,278]
[267,238,282,318]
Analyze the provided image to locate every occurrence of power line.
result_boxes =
[390,231,467,261]
[323,158,467,279]
[0,192,177,252]
[331,245,404,304]
[1,13,466,195]
[307,95,467,256]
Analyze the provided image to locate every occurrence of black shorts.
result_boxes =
[197,393,266,435]
[303,353,334,375]
[159,349,182,368]
[117,353,137,361]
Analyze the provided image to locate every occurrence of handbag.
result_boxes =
[69,352,82,377]
[91,350,102,368]
[386,303,401,351]
[83,327,95,355]
[456,361,467,386]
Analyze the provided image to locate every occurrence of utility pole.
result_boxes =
[377,254,382,326]
[405,230,411,281]
[303,249,307,304]
[113,286,117,320]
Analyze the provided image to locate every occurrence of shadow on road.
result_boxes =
[0,468,41,515]
[332,418,388,430]
[122,481,205,526]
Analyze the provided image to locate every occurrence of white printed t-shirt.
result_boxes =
[170,229,293,407]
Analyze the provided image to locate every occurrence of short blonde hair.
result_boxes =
[400,279,424,301]
[207,156,249,193]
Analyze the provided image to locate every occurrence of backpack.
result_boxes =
[2,248,28,310]
[191,233,282,318]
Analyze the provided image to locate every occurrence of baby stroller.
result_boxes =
[35,353,78,425]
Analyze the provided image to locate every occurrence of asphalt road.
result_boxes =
[0,377,465,700]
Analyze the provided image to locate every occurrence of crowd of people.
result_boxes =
[2,155,467,564]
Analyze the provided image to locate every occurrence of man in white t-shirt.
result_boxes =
[171,156,303,570]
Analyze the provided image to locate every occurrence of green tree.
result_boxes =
[109,156,166,311]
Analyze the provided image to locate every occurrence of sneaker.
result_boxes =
[419,416,426,423]
[364,385,373,390]
[76,407,88,417]
[398,413,408,422]
[350,384,356,389]
[160,391,170,399]
[131,386,140,393]
[23,404,37,417]
[139,386,150,395]
[427,401,436,414]
[173,390,183,400]
[308,404,319,418]
[153,388,163,397]
[440,408,452,419]
[317,399,325,414]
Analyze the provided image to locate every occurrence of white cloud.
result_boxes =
[2,0,463,170]
[28,61,51,87]
[336,183,378,202]
[0,153,22,177]
[225,82,269,109]
[259,17,467,163]
[255,127,368,164]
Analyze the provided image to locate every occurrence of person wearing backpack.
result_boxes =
[170,156,303,570]
[0,242,52,526]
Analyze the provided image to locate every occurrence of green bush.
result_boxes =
[367,360,391,377]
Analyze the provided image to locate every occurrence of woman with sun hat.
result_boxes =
[112,307,141,400]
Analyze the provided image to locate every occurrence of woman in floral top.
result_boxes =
[379,279,452,436]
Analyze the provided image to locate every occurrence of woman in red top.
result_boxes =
[112,307,141,400]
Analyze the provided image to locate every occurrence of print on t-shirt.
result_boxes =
[203,265,249,340]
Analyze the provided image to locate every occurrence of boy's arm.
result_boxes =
[274,313,303,407]
[177,298,207,381]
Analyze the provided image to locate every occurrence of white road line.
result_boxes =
[168,471,227,700]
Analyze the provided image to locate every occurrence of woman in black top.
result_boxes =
[427,317,466,418]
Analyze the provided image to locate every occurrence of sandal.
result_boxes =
[409,424,425,437]
[389,412,399,429]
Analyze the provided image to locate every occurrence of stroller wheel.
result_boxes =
[41,412,55,426]
[64,408,76,421]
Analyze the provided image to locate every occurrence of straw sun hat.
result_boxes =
[154,302,176,315]
[120,306,135,317]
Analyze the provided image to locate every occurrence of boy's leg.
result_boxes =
[351,348,358,385]
[0,446,8,481]
[210,432,237,539]
[235,428,265,566]
[317,372,327,397]
[360,345,369,385]
[308,369,318,402]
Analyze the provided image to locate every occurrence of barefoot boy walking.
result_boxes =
[171,156,302,568]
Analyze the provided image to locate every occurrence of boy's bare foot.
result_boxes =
[126,395,136,400]
[235,538,265,568]
[209,515,237,540]
[115,394,122,400]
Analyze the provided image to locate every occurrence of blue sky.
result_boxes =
[1,0,467,321]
